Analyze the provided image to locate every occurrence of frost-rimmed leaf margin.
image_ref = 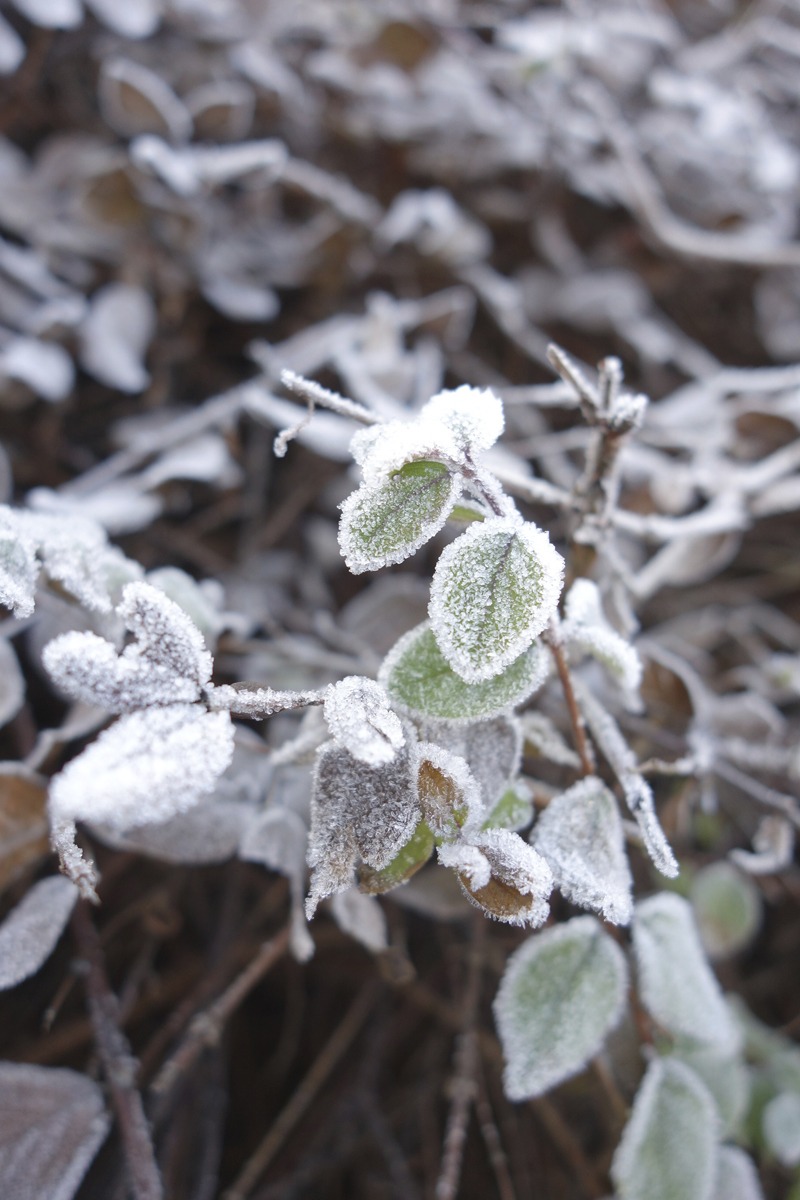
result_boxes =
[339,459,462,574]
[610,1056,720,1200]
[379,620,550,723]
[493,913,628,1099]
[428,516,564,683]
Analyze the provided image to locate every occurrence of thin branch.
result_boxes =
[474,1060,517,1200]
[205,682,326,718]
[280,369,382,425]
[222,980,381,1200]
[544,630,596,777]
[149,924,291,1103]
[71,901,163,1200]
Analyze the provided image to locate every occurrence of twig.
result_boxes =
[222,980,382,1200]
[544,630,596,777]
[529,1097,605,1199]
[475,1060,517,1200]
[150,925,291,1102]
[436,916,485,1200]
[280,370,382,426]
[71,901,163,1200]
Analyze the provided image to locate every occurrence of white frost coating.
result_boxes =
[0,636,25,729]
[730,815,795,874]
[207,684,322,717]
[0,876,78,991]
[416,741,484,836]
[712,1146,765,1200]
[531,777,633,925]
[349,421,455,490]
[611,1057,720,1200]
[437,842,491,889]
[324,676,405,766]
[762,1092,800,1167]
[79,284,157,394]
[429,517,564,683]
[472,827,553,925]
[575,681,679,878]
[329,888,388,954]
[420,385,504,454]
[494,915,628,1099]
[24,512,124,614]
[419,716,521,811]
[520,711,581,768]
[0,506,38,617]
[633,892,742,1054]
[43,582,212,711]
[561,578,642,693]
[673,1043,750,1138]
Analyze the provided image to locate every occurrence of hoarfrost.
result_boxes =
[672,1042,750,1138]
[421,385,504,454]
[611,1057,719,1200]
[493,915,627,1099]
[561,578,642,694]
[416,742,483,839]
[531,776,633,925]
[429,517,564,683]
[324,676,404,767]
[417,715,521,811]
[0,875,78,991]
[306,738,419,918]
[437,842,491,890]
[632,892,741,1055]
[519,711,581,769]
[78,284,156,395]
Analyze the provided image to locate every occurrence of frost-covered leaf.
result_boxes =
[690,862,762,960]
[43,581,212,711]
[576,682,679,878]
[9,0,82,29]
[386,863,473,920]
[79,283,156,394]
[561,578,642,693]
[0,508,38,618]
[416,744,482,840]
[456,828,552,927]
[146,566,226,647]
[0,875,78,990]
[324,676,404,766]
[672,1042,750,1138]
[0,13,25,75]
[520,711,581,768]
[339,460,461,574]
[494,914,627,1099]
[85,0,161,38]
[712,1146,765,1200]
[611,1057,719,1200]
[421,385,504,454]
[762,1092,800,1167]
[49,704,234,898]
[0,337,74,402]
[0,1062,110,1200]
[438,841,491,889]
[91,799,253,864]
[329,888,388,954]
[379,621,549,722]
[418,715,521,811]
[632,892,741,1054]
[0,638,24,730]
[306,738,419,917]
[483,778,533,832]
[531,776,633,925]
[139,435,242,492]
[730,816,795,875]
[358,818,434,894]
[0,768,49,892]
[25,512,126,614]
[99,57,192,141]
[429,517,564,683]
[26,483,163,538]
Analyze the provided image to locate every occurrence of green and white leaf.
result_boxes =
[531,776,633,925]
[379,621,549,723]
[417,714,521,812]
[429,517,564,683]
[0,508,38,618]
[483,778,534,832]
[690,862,762,961]
[712,1146,765,1200]
[493,914,628,1099]
[762,1092,800,1167]
[611,1057,720,1200]
[672,1041,750,1137]
[339,460,461,574]
[632,892,741,1054]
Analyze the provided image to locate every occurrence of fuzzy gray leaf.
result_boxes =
[0,875,78,990]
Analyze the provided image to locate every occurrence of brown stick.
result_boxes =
[222,980,381,1200]
[436,917,485,1200]
[475,1061,517,1200]
[150,924,291,1102]
[545,631,596,777]
[71,901,163,1200]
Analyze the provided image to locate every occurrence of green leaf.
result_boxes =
[763,1092,800,1167]
[379,621,549,722]
[429,517,563,683]
[339,460,460,574]
[672,1041,750,1138]
[483,779,533,832]
[632,892,741,1054]
[712,1146,765,1200]
[358,818,435,894]
[448,502,486,523]
[611,1057,719,1200]
[690,862,762,961]
[493,914,628,1100]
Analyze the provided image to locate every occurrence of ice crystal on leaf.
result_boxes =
[324,676,404,766]
[493,915,628,1099]
[712,1146,765,1200]
[49,704,234,899]
[0,507,38,618]
[611,1057,719,1200]
[379,621,549,723]
[561,578,642,694]
[416,743,483,839]
[457,828,552,927]
[483,778,533,832]
[358,818,435,895]
[306,737,419,918]
[429,517,564,683]
[421,385,504,455]
[0,875,78,990]
[531,776,633,925]
[43,582,211,711]
[632,892,741,1054]
[418,715,521,812]
[438,842,491,889]
[339,460,461,574]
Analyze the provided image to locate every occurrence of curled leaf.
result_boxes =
[457,828,552,927]
[416,743,482,840]
[324,676,404,766]
[429,517,564,683]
